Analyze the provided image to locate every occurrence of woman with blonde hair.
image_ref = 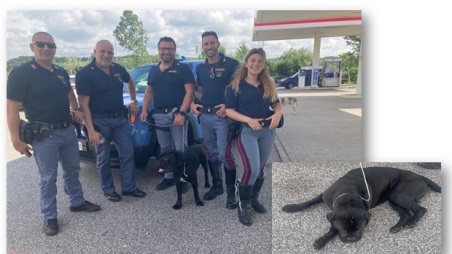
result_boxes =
[225,48,282,226]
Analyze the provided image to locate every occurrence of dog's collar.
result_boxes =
[332,193,370,210]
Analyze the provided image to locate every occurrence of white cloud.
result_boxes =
[6,10,352,60]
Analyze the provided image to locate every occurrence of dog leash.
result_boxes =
[332,163,371,210]
[360,162,371,202]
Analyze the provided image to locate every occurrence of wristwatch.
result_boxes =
[178,111,187,117]
[131,99,138,104]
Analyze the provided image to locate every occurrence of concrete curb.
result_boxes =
[274,133,290,162]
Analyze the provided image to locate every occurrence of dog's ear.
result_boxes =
[327,212,335,223]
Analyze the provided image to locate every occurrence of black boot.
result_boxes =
[204,161,224,200]
[224,167,238,209]
[238,183,253,226]
[251,177,267,214]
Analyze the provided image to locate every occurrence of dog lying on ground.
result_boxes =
[157,144,210,210]
[281,166,441,250]
[279,97,297,114]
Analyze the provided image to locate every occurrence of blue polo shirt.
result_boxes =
[225,80,279,119]
[75,59,130,114]
[147,60,195,109]
[7,58,72,123]
[196,55,240,107]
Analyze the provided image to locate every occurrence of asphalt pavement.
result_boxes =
[6,142,277,254]
[7,87,441,253]
[272,162,442,253]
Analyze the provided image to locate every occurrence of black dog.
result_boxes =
[282,167,441,250]
[157,144,210,210]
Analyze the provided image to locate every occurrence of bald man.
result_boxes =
[7,32,101,236]
[76,40,146,202]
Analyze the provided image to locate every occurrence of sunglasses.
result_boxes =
[32,41,57,49]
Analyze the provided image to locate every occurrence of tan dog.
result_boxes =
[280,97,297,114]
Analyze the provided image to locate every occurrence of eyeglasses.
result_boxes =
[158,47,175,52]
[32,41,57,49]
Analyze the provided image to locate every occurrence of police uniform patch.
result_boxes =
[57,75,68,85]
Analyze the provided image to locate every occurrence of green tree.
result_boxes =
[338,52,358,84]
[273,48,313,79]
[234,43,249,61]
[113,10,151,67]
[339,36,361,84]
[344,36,361,56]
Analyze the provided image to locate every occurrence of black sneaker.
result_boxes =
[43,218,58,236]
[70,201,101,212]
[156,179,175,190]
[122,188,146,198]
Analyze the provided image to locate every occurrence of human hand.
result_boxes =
[215,104,226,118]
[89,131,103,145]
[71,110,84,123]
[247,118,262,131]
[129,103,139,117]
[140,111,148,122]
[191,102,201,116]
[268,111,282,129]
[12,138,33,157]
[173,113,185,126]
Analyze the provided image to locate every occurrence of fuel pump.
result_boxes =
[298,69,306,87]
[321,58,342,87]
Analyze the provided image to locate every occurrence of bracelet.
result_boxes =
[70,108,80,112]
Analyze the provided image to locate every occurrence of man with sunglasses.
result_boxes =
[140,37,195,192]
[190,31,240,209]
[7,31,101,236]
[76,40,146,203]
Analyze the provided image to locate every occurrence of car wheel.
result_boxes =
[286,83,294,89]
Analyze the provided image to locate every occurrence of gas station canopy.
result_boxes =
[252,10,362,93]
[252,10,361,41]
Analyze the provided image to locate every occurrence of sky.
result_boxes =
[2,1,451,252]
[6,10,353,60]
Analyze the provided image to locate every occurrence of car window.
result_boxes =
[125,65,155,94]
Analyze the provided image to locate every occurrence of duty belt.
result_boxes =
[29,119,72,130]
[91,110,124,119]
[243,119,271,128]
[198,106,219,113]
[153,107,179,114]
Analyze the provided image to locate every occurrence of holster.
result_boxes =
[277,114,284,128]
[227,121,242,143]
[19,120,34,144]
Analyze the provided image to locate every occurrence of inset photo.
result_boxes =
[272,162,441,253]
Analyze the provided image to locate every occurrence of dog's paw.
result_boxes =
[313,238,326,250]
[196,200,204,206]
[389,226,402,233]
[172,203,182,210]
